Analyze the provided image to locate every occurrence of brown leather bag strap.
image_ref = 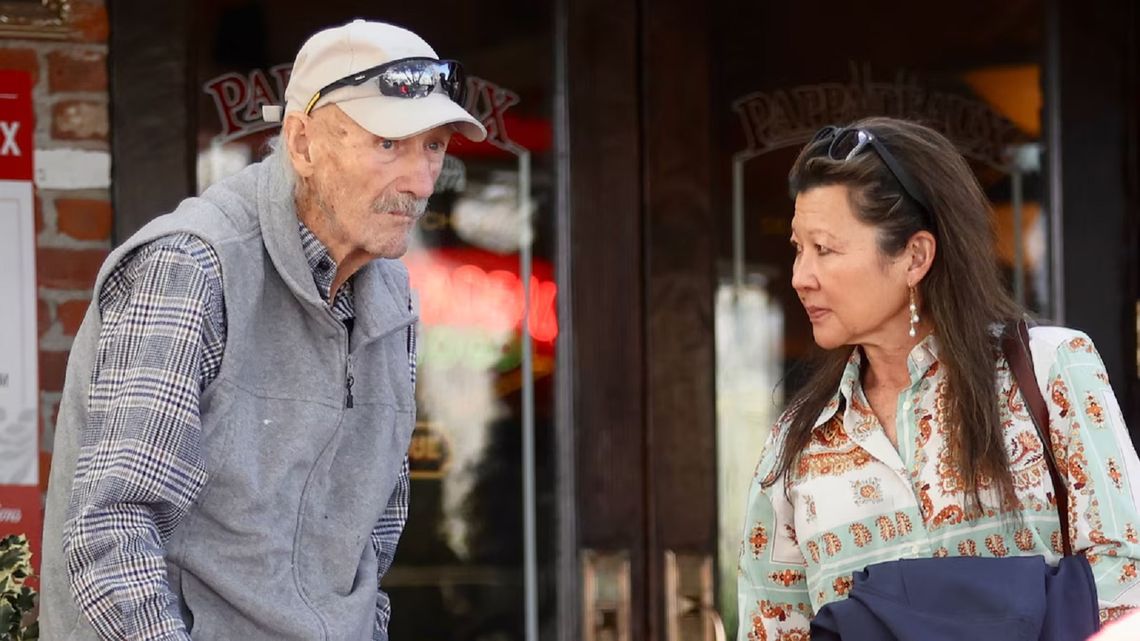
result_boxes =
[1001,319,1073,556]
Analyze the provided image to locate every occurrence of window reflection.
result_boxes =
[194,2,557,639]
[713,2,1046,631]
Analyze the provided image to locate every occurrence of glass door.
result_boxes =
[708,0,1049,631]
[192,3,560,639]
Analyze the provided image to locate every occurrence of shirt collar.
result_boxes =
[906,332,941,381]
[810,333,942,430]
[297,220,342,303]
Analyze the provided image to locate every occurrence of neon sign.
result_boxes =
[405,250,558,344]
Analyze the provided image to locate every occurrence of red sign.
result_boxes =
[203,64,292,142]
[404,248,558,345]
[0,485,42,582]
[0,69,37,575]
[0,70,33,181]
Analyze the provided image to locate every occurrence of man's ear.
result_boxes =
[283,113,317,179]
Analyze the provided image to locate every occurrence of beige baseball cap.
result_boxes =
[263,20,487,142]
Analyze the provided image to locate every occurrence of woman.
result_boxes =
[737,117,1140,640]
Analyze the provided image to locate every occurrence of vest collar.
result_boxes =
[255,161,416,344]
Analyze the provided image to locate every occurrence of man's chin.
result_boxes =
[367,234,411,260]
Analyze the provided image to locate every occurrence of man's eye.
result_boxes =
[379,139,397,150]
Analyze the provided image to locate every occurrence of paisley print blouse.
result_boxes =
[737,327,1140,641]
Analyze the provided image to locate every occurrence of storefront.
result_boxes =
[74,0,1140,638]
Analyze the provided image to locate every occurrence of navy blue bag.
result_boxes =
[811,555,1098,641]
[811,321,1100,641]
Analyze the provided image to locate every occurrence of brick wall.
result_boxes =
[0,0,109,493]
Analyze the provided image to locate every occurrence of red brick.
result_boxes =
[39,350,70,393]
[36,247,107,290]
[56,198,111,241]
[37,298,52,337]
[39,397,60,444]
[39,451,52,492]
[57,298,90,337]
[51,100,108,141]
[47,49,106,93]
[0,48,40,87]
[68,1,109,43]
[34,189,43,235]
[40,398,58,488]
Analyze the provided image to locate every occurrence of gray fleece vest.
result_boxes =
[40,159,416,640]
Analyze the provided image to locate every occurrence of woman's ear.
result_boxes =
[906,230,936,287]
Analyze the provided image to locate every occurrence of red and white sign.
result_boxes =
[404,248,558,346]
[0,69,41,566]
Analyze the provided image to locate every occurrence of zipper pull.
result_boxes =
[345,356,355,409]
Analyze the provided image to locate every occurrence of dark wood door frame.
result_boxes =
[561,0,648,637]
[1048,0,1140,442]
[641,0,717,638]
[563,0,717,638]
[108,0,196,244]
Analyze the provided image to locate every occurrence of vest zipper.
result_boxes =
[345,353,355,409]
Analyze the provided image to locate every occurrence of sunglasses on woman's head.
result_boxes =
[809,125,934,220]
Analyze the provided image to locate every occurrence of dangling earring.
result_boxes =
[908,287,919,338]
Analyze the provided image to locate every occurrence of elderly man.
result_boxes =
[40,20,485,641]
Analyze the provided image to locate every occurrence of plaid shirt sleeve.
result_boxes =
[373,301,415,640]
[63,235,224,641]
[372,456,410,640]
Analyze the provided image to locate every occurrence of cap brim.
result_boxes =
[337,93,487,142]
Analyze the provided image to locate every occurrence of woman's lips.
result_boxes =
[804,306,831,322]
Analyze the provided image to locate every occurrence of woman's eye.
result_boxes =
[816,244,831,255]
[379,139,397,150]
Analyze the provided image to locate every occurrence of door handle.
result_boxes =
[665,550,725,641]
[688,600,727,641]
[583,549,631,641]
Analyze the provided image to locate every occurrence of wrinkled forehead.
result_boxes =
[308,105,368,138]
[791,184,882,240]
[793,184,855,222]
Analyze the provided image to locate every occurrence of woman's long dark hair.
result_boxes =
[766,117,1024,513]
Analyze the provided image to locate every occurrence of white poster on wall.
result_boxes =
[0,179,37,486]
[0,68,38,489]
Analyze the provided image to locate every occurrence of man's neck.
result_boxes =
[296,201,370,302]
[328,250,371,302]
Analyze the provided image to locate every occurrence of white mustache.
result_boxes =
[373,193,429,219]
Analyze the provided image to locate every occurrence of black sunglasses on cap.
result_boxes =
[304,56,467,116]
[810,125,934,220]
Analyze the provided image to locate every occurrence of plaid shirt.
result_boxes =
[63,222,413,641]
